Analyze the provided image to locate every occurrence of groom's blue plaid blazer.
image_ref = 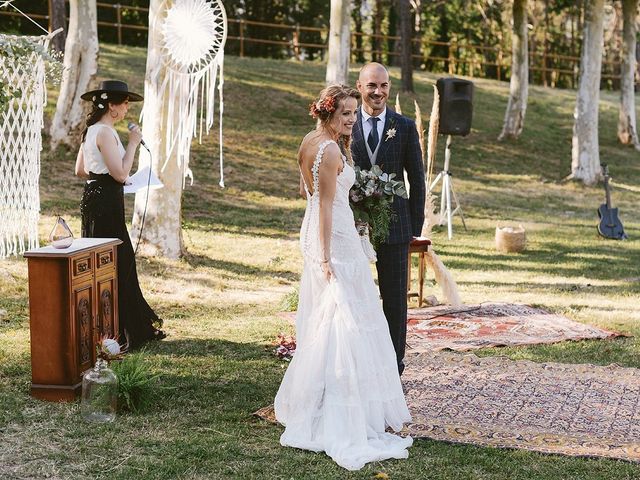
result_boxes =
[351,107,426,245]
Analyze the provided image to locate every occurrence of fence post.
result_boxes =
[497,47,502,81]
[239,20,245,57]
[116,4,122,45]
[293,24,301,60]
[448,43,455,75]
[542,47,548,87]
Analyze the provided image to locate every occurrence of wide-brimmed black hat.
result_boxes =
[80,80,143,102]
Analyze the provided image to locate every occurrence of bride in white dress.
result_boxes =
[274,85,413,471]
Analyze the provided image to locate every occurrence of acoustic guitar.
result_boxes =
[597,164,627,240]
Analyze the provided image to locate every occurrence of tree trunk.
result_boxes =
[617,0,640,148]
[352,0,365,64]
[326,0,351,85]
[398,0,413,92]
[412,0,422,68]
[571,0,605,186]
[49,0,98,148]
[389,4,400,66]
[48,0,67,52]
[372,0,383,63]
[498,0,528,140]
[130,0,185,258]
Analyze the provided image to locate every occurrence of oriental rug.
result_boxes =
[402,352,640,462]
[406,303,623,352]
[255,352,640,462]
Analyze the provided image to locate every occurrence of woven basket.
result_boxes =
[495,225,526,253]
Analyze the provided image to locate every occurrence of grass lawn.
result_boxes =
[1,43,640,479]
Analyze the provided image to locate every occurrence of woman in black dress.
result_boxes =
[74,80,165,348]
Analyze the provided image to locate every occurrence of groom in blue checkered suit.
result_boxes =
[352,63,426,375]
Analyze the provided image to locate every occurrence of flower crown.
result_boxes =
[309,95,336,119]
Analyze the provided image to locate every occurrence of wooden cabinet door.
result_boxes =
[96,274,117,342]
[71,282,94,376]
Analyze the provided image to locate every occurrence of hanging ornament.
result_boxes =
[152,0,227,187]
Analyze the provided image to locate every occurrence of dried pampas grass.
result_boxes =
[422,85,442,237]
[395,92,402,115]
[425,248,462,307]
[426,84,440,186]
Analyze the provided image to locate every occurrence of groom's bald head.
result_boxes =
[358,62,389,82]
[356,63,390,116]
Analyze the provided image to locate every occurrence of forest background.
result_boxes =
[1,0,635,90]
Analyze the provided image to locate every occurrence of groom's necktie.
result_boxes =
[367,117,380,153]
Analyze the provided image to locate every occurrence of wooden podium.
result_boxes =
[24,238,121,401]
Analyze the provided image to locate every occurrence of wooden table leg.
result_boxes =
[418,252,425,307]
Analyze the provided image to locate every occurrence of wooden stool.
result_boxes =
[407,237,431,307]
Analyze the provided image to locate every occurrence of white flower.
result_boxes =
[385,127,397,141]
[98,103,104,109]
[102,338,121,355]
[100,92,108,99]
[92,95,96,101]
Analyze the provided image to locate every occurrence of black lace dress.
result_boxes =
[80,124,163,348]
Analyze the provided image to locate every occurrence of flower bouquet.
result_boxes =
[274,333,296,361]
[349,165,408,250]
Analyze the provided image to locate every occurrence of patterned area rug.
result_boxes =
[406,303,624,352]
[403,352,640,462]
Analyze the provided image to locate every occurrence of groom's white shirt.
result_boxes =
[361,107,386,153]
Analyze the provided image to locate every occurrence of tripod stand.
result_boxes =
[429,135,467,239]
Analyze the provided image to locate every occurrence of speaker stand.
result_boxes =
[429,135,467,239]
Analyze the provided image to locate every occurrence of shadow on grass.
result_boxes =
[181,254,298,281]
[440,241,640,285]
[474,335,640,368]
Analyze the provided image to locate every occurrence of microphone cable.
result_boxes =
[125,123,152,284]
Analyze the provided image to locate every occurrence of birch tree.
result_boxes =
[571,0,605,185]
[49,0,98,148]
[325,0,351,85]
[498,0,528,141]
[130,0,185,258]
[617,0,640,148]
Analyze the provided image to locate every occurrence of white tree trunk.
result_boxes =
[130,0,184,258]
[325,0,351,85]
[49,0,98,148]
[571,0,605,186]
[498,0,528,141]
[618,0,640,148]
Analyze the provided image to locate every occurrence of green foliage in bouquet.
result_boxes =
[349,165,409,248]
[111,351,159,414]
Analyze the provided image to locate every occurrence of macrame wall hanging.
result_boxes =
[0,33,52,258]
[148,0,227,187]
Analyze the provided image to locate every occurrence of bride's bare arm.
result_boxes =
[317,144,341,277]
[299,174,306,198]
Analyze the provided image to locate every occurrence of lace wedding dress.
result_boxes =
[274,140,412,471]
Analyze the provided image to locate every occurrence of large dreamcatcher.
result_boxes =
[151,0,227,187]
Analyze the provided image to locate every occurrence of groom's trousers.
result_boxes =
[375,242,409,375]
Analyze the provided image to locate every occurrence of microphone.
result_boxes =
[127,122,150,151]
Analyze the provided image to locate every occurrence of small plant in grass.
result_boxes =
[111,351,159,413]
[280,287,299,312]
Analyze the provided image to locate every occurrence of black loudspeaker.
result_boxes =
[437,78,473,136]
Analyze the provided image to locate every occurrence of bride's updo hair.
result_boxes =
[310,84,360,163]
